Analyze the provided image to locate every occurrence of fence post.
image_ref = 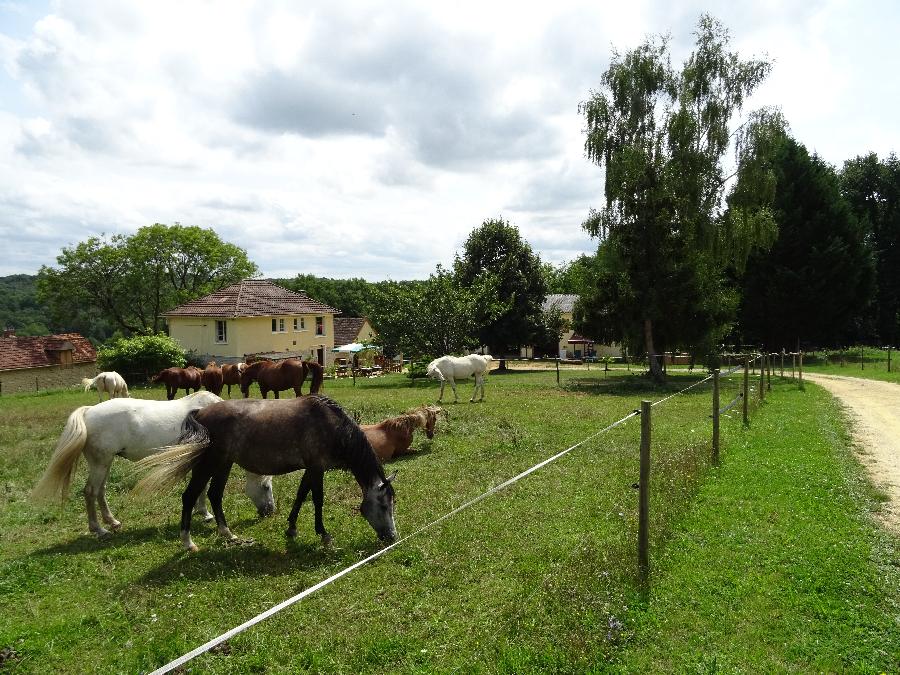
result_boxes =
[889,346,892,373]
[759,354,765,402]
[799,351,804,389]
[556,357,560,386]
[780,350,785,378]
[861,345,865,371]
[712,369,720,465]
[767,354,772,391]
[638,400,651,586]
[743,356,749,425]
[792,352,796,380]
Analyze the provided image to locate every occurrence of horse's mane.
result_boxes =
[308,396,387,484]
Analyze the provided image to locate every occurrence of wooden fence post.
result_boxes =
[799,351,804,389]
[743,356,750,425]
[861,345,865,371]
[556,357,560,386]
[712,369,720,465]
[889,346,892,373]
[767,354,772,391]
[759,354,765,402]
[638,400,651,586]
[792,353,796,380]
[780,350,785,378]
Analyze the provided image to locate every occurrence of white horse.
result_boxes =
[32,391,274,538]
[82,371,129,401]
[426,354,494,403]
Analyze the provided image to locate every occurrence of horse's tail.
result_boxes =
[32,406,90,502]
[308,361,324,393]
[132,411,211,497]
[82,377,96,392]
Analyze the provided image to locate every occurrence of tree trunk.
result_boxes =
[644,318,664,382]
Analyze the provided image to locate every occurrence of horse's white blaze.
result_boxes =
[426,354,493,402]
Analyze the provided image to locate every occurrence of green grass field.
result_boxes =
[0,369,897,672]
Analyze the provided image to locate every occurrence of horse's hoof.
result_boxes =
[109,520,122,531]
[186,543,200,553]
[199,513,215,523]
[94,528,112,539]
[320,534,333,547]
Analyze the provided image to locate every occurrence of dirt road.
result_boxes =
[804,373,900,530]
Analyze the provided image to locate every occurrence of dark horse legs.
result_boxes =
[179,460,235,551]
[286,469,331,545]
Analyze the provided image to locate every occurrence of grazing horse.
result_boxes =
[153,366,202,400]
[426,354,494,403]
[31,392,274,538]
[82,371,129,401]
[201,361,224,396]
[239,359,274,397]
[220,362,246,398]
[362,405,443,462]
[134,395,397,551]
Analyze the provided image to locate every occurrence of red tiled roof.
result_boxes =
[0,333,97,371]
[333,317,368,346]
[162,279,340,318]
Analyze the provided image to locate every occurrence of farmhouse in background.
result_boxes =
[521,294,621,360]
[333,317,377,347]
[0,330,97,395]
[163,279,340,366]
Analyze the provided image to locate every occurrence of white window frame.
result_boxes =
[293,317,306,331]
[272,318,286,333]
[215,320,227,344]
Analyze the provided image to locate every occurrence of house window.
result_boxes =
[315,316,324,336]
[272,318,286,333]
[293,317,305,331]
[215,320,227,343]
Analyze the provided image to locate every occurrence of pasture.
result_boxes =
[1,369,898,672]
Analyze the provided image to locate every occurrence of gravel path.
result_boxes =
[804,373,900,530]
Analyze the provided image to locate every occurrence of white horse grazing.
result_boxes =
[32,391,274,538]
[426,354,494,403]
[82,371,129,401]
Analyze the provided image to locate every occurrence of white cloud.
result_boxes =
[0,0,898,279]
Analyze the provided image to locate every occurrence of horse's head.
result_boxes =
[416,405,443,439]
[245,474,275,517]
[361,472,397,542]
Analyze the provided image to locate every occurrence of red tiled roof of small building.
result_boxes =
[333,317,368,346]
[0,333,97,371]
[162,279,340,318]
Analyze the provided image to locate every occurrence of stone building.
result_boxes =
[0,330,97,395]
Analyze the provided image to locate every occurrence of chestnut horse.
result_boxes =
[201,361,224,396]
[362,405,442,462]
[241,359,324,398]
[221,362,246,398]
[152,366,203,400]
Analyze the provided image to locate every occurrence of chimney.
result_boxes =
[2,327,15,338]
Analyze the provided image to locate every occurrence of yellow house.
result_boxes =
[520,294,621,360]
[163,279,340,366]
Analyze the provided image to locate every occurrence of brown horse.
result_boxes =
[201,361,224,396]
[362,405,442,462]
[152,366,202,400]
[221,362,246,398]
[241,359,324,398]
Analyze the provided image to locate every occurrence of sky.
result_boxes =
[1,1,898,281]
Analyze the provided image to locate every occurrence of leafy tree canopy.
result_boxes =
[454,218,548,359]
[280,274,379,318]
[578,14,785,378]
[37,223,258,335]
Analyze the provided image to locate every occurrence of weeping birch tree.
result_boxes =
[578,15,785,380]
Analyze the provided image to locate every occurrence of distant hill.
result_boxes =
[0,274,115,343]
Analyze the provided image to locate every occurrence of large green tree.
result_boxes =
[840,153,900,344]
[38,223,258,335]
[578,15,784,379]
[281,274,378,318]
[454,218,548,366]
[738,139,876,347]
[368,265,494,357]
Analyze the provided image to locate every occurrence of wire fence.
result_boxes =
[148,351,793,674]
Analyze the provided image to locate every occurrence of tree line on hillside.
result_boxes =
[9,15,898,382]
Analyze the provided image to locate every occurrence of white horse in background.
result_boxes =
[32,391,274,538]
[426,354,494,403]
[82,371,129,401]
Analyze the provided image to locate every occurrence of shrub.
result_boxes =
[97,333,187,380]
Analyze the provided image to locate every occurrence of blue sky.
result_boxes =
[1,1,898,280]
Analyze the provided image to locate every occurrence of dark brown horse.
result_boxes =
[201,361,224,396]
[152,366,202,400]
[220,362,246,398]
[134,395,398,551]
[362,405,442,462]
[241,358,324,398]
